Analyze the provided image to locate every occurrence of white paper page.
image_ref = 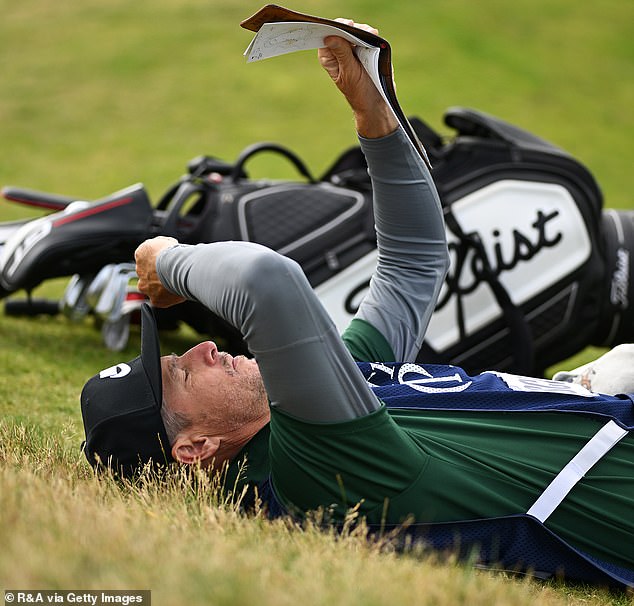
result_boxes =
[245,22,391,119]
[244,22,375,62]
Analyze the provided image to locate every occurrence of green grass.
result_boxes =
[1,0,633,603]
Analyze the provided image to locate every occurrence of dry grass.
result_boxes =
[1,421,631,606]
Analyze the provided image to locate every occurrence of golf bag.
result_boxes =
[1,107,632,375]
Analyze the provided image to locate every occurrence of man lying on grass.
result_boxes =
[80,19,634,589]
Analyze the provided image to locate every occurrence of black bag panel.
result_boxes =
[320,146,368,183]
[421,271,604,375]
[593,210,634,347]
[434,142,602,215]
[234,182,370,261]
[443,106,566,153]
[158,175,375,285]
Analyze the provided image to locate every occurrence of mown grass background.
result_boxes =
[1,0,633,604]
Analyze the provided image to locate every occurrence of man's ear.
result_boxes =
[171,434,221,465]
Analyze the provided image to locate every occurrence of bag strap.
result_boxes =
[444,207,536,375]
[230,142,316,183]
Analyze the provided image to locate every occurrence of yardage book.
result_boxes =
[240,5,431,169]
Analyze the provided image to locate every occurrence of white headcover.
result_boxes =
[553,343,634,395]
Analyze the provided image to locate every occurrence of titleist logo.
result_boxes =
[610,247,630,308]
[343,208,564,315]
[436,209,562,309]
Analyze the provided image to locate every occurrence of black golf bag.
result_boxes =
[1,107,632,376]
[413,108,634,375]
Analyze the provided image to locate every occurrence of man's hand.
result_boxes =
[318,19,398,138]
[134,236,186,308]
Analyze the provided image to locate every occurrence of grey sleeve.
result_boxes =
[157,241,381,422]
[356,129,449,361]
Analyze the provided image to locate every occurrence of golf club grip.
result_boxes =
[4,298,60,317]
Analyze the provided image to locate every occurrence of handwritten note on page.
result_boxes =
[244,22,386,112]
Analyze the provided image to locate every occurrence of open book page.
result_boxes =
[244,21,375,61]
[242,18,430,168]
[244,22,386,110]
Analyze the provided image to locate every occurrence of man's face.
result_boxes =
[160,340,266,430]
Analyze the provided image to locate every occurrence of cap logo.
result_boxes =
[99,363,132,379]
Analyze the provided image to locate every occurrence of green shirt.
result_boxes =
[265,319,634,570]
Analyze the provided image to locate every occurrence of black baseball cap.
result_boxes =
[80,303,174,476]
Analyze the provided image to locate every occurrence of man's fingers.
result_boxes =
[133,236,183,307]
[333,18,379,36]
[318,18,380,83]
[323,35,352,54]
[320,35,356,80]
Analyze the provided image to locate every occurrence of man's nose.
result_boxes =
[182,341,219,365]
